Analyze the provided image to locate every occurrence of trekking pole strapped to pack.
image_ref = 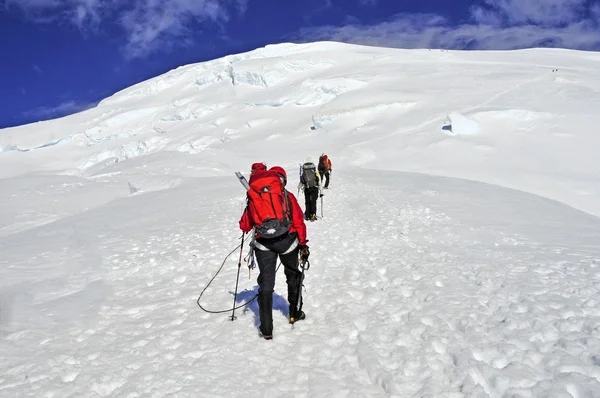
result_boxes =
[236,171,250,190]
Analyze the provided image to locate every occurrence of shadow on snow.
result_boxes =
[232,286,289,327]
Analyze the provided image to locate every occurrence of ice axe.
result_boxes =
[290,250,310,324]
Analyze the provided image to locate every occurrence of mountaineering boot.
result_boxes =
[289,305,306,324]
[258,292,273,339]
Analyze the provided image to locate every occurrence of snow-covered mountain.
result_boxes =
[1,42,600,397]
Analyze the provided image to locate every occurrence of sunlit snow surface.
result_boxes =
[1,42,600,397]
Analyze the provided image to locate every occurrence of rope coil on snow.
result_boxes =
[196,242,258,314]
[195,242,282,314]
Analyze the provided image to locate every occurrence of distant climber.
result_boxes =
[318,154,332,189]
[299,157,321,221]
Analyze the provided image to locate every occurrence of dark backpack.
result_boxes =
[247,170,291,238]
[302,162,318,188]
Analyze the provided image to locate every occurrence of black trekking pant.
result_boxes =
[320,170,330,188]
[304,187,319,217]
[254,233,304,335]
[254,233,302,301]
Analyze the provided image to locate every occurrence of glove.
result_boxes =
[299,245,310,262]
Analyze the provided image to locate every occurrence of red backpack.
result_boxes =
[318,155,330,172]
[247,170,292,238]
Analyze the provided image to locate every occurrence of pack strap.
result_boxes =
[284,191,292,222]
[254,237,298,253]
[283,238,299,254]
[266,192,279,218]
[254,240,269,251]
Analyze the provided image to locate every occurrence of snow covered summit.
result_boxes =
[1,42,600,397]
[2,42,600,216]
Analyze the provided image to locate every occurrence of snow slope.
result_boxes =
[2,42,600,216]
[1,42,600,397]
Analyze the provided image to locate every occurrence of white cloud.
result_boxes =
[3,0,101,27]
[70,0,103,29]
[4,0,60,8]
[297,0,600,51]
[591,3,600,21]
[235,0,248,16]
[22,100,97,118]
[119,0,232,58]
[471,0,589,27]
[3,0,247,57]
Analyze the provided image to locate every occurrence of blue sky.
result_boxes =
[1,0,599,129]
